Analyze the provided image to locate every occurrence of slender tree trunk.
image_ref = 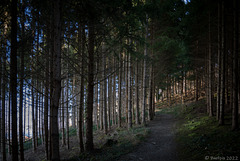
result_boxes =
[24,89,26,143]
[149,64,154,120]
[108,62,112,128]
[19,2,25,160]
[205,48,209,114]
[0,48,1,158]
[217,0,222,121]
[94,83,98,129]
[195,69,199,102]
[61,85,65,146]
[51,0,62,160]
[232,0,239,130]
[66,79,69,149]
[40,95,43,144]
[66,24,70,150]
[35,21,40,147]
[132,66,135,121]
[94,60,99,130]
[125,54,128,123]
[195,41,199,102]
[184,72,187,97]
[128,54,132,129]
[135,58,140,124]
[10,0,18,160]
[103,45,108,134]
[35,86,38,146]
[219,0,225,126]
[181,70,184,104]
[152,70,155,117]
[225,57,229,106]
[118,53,122,128]
[113,61,116,125]
[142,18,148,126]
[123,55,126,118]
[93,55,98,130]
[1,14,7,161]
[49,12,54,159]
[31,21,37,152]
[79,23,85,152]
[208,12,213,117]
[148,63,153,120]
[28,92,30,144]
[44,28,49,158]
[72,76,76,128]
[8,95,11,155]
[173,78,175,99]
[85,19,95,152]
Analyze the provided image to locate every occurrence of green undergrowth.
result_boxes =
[69,125,149,161]
[23,137,42,151]
[169,100,240,161]
[156,103,183,116]
[156,99,207,118]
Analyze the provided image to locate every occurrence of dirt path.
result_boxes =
[118,114,178,161]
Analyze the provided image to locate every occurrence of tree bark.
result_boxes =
[152,70,155,117]
[181,70,184,104]
[79,23,85,152]
[103,45,108,134]
[195,70,199,102]
[232,0,239,130]
[10,0,18,160]
[94,61,99,130]
[66,79,70,149]
[108,59,112,128]
[35,18,40,147]
[1,12,7,161]
[61,85,65,146]
[118,53,122,128]
[135,58,140,124]
[44,27,50,159]
[19,2,25,160]
[72,76,76,128]
[51,0,62,160]
[208,12,213,117]
[125,54,128,123]
[8,95,11,155]
[217,0,222,121]
[113,61,116,125]
[148,63,153,120]
[66,24,70,150]
[85,19,95,152]
[0,46,1,158]
[142,17,148,126]
[219,0,225,126]
[128,54,132,129]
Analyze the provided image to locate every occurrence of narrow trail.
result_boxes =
[118,114,178,161]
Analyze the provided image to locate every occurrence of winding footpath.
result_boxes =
[118,114,178,161]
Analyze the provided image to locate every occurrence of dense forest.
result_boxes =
[0,0,239,160]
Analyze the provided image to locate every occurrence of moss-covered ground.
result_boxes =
[157,99,240,161]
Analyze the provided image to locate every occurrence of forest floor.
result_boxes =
[118,113,178,161]
[160,99,240,161]
[22,97,240,161]
[119,98,240,161]
[24,120,149,161]
[23,113,177,161]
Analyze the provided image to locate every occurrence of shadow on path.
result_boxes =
[118,114,178,161]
